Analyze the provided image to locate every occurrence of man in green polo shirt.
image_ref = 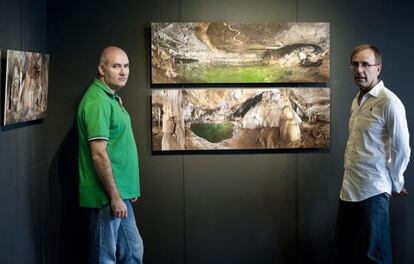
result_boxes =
[77,46,143,264]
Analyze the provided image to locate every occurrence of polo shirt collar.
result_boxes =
[93,78,118,99]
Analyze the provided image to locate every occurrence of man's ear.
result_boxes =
[98,65,105,76]
[377,64,382,76]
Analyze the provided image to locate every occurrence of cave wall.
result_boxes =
[44,0,414,263]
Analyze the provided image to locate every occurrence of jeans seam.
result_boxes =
[119,220,133,263]
[98,209,103,264]
[376,195,381,261]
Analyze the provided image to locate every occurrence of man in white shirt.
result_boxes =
[334,44,411,264]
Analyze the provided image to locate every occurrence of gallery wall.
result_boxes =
[41,0,413,264]
[0,0,48,263]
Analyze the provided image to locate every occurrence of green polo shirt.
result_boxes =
[77,79,140,208]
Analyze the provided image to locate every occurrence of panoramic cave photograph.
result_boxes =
[151,22,330,84]
[152,88,330,151]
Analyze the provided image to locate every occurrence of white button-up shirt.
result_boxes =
[340,81,411,202]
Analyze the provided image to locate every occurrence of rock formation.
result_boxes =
[152,90,185,150]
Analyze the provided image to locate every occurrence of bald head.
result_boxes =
[98,46,128,67]
[97,46,130,91]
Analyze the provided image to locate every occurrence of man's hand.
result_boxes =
[392,187,408,198]
[111,198,127,218]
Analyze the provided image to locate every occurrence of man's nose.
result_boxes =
[355,65,364,73]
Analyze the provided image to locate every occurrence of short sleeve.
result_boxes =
[83,99,111,141]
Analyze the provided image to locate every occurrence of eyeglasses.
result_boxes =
[350,62,380,70]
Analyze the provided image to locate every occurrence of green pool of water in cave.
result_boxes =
[190,122,234,143]
[176,64,292,83]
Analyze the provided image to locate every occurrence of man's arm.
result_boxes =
[386,98,411,196]
[90,139,128,218]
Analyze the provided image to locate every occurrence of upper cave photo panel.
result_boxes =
[151,22,330,84]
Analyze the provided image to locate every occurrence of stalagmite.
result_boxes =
[279,106,301,143]
[161,90,185,150]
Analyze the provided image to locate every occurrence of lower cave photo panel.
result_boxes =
[151,87,330,151]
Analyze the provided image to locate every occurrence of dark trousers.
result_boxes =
[334,193,391,264]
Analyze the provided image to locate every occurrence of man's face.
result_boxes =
[351,49,382,91]
[98,49,129,91]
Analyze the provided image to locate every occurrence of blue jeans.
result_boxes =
[334,193,391,264]
[88,200,144,264]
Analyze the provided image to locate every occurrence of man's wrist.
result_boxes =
[110,195,122,202]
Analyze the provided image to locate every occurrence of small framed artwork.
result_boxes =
[3,49,50,125]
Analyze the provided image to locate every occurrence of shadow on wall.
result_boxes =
[49,123,89,264]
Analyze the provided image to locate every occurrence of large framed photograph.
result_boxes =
[151,22,330,84]
[3,49,49,125]
[152,88,330,151]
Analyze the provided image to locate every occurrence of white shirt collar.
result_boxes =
[367,80,384,98]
